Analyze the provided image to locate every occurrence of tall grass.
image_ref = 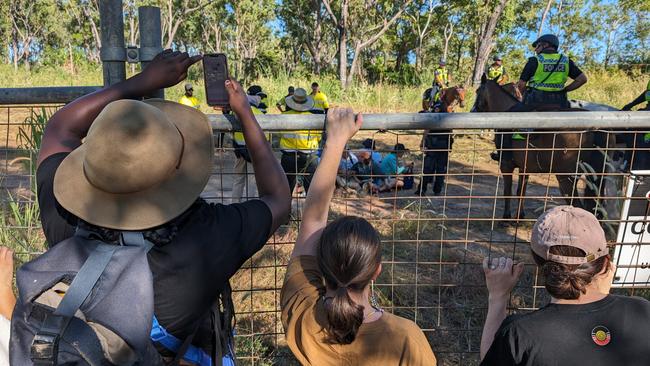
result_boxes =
[1,63,646,113]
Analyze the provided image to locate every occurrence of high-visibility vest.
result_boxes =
[233,105,270,146]
[487,65,505,83]
[645,80,650,102]
[528,53,569,92]
[312,91,330,111]
[179,95,200,109]
[280,110,321,151]
[435,67,448,86]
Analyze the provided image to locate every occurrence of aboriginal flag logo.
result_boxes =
[591,325,611,346]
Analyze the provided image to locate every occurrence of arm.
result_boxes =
[291,108,362,258]
[226,80,291,232]
[623,92,646,111]
[37,50,201,167]
[480,257,524,360]
[564,72,587,93]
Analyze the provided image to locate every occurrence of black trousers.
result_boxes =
[420,152,448,194]
[281,152,318,194]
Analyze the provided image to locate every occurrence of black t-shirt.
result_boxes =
[519,50,583,82]
[481,295,650,366]
[36,152,273,350]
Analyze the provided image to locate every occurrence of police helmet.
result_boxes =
[493,56,502,61]
[532,34,559,49]
[439,59,446,65]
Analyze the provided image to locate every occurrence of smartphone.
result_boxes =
[203,53,229,107]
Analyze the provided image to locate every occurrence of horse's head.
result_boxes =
[443,86,466,112]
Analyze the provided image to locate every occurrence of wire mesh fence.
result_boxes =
[2,105,650,365]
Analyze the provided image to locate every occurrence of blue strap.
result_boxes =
[151,316,214,366]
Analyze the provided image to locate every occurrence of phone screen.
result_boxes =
[203,54,229,106]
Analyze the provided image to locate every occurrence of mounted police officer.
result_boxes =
[512,34,587,111]
[491,34,588,162]
[622,79,650,111]
[487,56,507,85]
[429,59,451,108]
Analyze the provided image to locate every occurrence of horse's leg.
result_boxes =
[502,164,514,220]
[515,173,529,219]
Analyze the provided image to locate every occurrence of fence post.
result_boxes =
[99,0,126,87]
[138,6,164,99]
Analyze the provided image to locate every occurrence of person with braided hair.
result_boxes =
[281,108,435,365]
[479,206,650,366]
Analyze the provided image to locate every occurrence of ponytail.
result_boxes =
[317,216,382,345]
[324,286,364,344]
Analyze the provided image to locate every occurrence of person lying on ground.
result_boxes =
[0,247,14,364]
[379,143,413,192]
[34,50,291,362]
[281,108,436,365]
[480,206,650,366]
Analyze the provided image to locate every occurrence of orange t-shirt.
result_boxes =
[280,256,437,366]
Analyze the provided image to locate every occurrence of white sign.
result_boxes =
[613,170,650,287]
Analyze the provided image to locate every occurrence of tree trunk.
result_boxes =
[537,0,553,36]
[443,22,453,61]
[337,1,349,88]
[471,0,509,86]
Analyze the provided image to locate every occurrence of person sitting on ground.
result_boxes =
[230,85,272,203]
[352,150,383,193]
[336,150,361,191]
[281,108,436,365]
[280,88,321,196]
[379,143,413,192]
[362,138,383,165]
[480,206,650,366]
[33,50,290,363]
[310,82,330,113]
[0,247,15,364]
[277,86,295,113]
[622,78,650,111]
[178,82,200,109]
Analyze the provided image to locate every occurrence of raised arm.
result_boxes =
[291,108,362,258]
[225,80,291,232]
[480,257,524,360]
[37,50,202,167]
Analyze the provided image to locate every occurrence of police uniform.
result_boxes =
[280,109,321,194]
[487,64,506,84]
[430,65,449,106]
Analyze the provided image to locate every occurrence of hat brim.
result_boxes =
[53,99,214,230]
[285,96,314,112]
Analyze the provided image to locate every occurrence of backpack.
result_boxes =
[10,229,237,366]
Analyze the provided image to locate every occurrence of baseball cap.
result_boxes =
[394,143,408,152]
[531,206,608,265]
[184,83,193,91]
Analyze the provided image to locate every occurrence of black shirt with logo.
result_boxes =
[36,152,273,352]
[481,294,650,366]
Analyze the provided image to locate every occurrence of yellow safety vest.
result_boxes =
[528,53,569,92]
[280,110,321,152]
[487,65,505,83]
[312,91,330,111]
[645,80,650,102]
[233,106,270,146]
[435,67,448,86]
[179,95,200,109]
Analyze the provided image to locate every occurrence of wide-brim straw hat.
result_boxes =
[53,99,214,230]
[285,88,314,111]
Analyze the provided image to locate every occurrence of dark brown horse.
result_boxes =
[472,78,615,219]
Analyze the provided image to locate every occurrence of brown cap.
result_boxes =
[531,205,608,265]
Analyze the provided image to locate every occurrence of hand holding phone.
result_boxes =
[203,53,229,107]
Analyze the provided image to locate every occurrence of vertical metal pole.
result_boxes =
[99,0,126,87]
[139,6,164,99]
